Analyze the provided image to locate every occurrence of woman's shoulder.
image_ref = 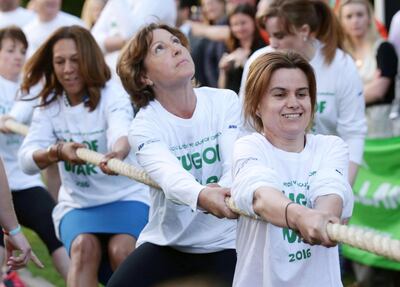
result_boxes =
[307,134,347,150]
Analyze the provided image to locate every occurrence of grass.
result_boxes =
[23,227,65,287]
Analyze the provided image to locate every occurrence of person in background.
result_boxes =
[0,25,69,286]
[107,23,239,287]
[240,0,366,186]
[18,26,149,287]
[23,0,85,58]
[0,0,35,28]
[91,0,176,79]
[232,50,353,287]
[389,10,400,56]
[81,0,107,29]
[218,4,265,93]
[339,0,398,139]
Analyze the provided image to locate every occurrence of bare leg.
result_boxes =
[67,234,101,287]
[108,234,136,271]
[51,246,70,281]
[42,163,61,201]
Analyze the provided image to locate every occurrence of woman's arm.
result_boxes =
[0,158,43,270]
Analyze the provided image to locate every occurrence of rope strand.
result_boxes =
[6,119,400,262]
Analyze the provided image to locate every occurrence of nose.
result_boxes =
[270,38,279,50]
[172,44,182,56]
[286,94,299,108]
[64,60,74,73]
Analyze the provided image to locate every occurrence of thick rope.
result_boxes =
[5,120,400,262]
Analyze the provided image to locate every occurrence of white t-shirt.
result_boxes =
[240,42,367,164]
[0,7,35,28]
[0,76,43,190]
[231,133,354,287]
[18,80,149,237]
[23,11,86,58]
[129,87,240,253]
[91,0,177,78]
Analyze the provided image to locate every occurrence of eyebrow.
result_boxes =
[269,87,309,92]
[150,35,178,49]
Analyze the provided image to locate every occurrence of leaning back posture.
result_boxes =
[231,51,354,287]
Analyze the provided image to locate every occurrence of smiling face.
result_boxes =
[0,38,26,81]
[258,68,311,144]
[143,28,194,90]
[340,2,370,39]
[52,38,85,101]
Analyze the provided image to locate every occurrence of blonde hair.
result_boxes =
[338,0,381,55]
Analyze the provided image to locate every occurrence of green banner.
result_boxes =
[342,136,400,270]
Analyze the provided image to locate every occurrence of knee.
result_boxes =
[108,242,134,265]
[70,234,101,267]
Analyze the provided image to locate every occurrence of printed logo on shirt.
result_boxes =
[63,139,99,178]
[170,132,221,152]
[228,125,237,129]
[234,157,258,176]
[177,144,221,170]
[137,139,160,151]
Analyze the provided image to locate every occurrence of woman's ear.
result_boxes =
[299,24,311,41]
[140,74,154,87]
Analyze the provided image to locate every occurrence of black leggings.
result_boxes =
[0,186,63,254]
[107,243,236,287]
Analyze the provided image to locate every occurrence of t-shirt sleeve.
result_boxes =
[231,136,283,217]
[308,136,354,219]
[129,114,204,211]
[376,41,398,80]
[217,90,242,188]
[18,108,57,175]
[104,84,134,150]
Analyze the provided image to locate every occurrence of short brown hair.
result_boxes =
[117,23,190,109]
[22,25,110,111]
[244,50,316,132]
[0,25,28,50]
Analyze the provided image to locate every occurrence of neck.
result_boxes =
[40,13,57,22]
[65,91,85,106]
[154,81,196,119]
[239,37,253,50]
[263,130,305,153]
[300,39,317,62]
[0,71,18,82]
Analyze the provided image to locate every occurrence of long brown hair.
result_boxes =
[117,23,190,109]
[244,50,316,132]
[259,0,344,64]
[226,4,263,52]
[21,25,110,111]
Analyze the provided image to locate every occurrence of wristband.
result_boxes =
[2,224,21,236]
[285,202,296,230]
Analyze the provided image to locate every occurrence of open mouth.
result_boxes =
[282,113,302,119]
